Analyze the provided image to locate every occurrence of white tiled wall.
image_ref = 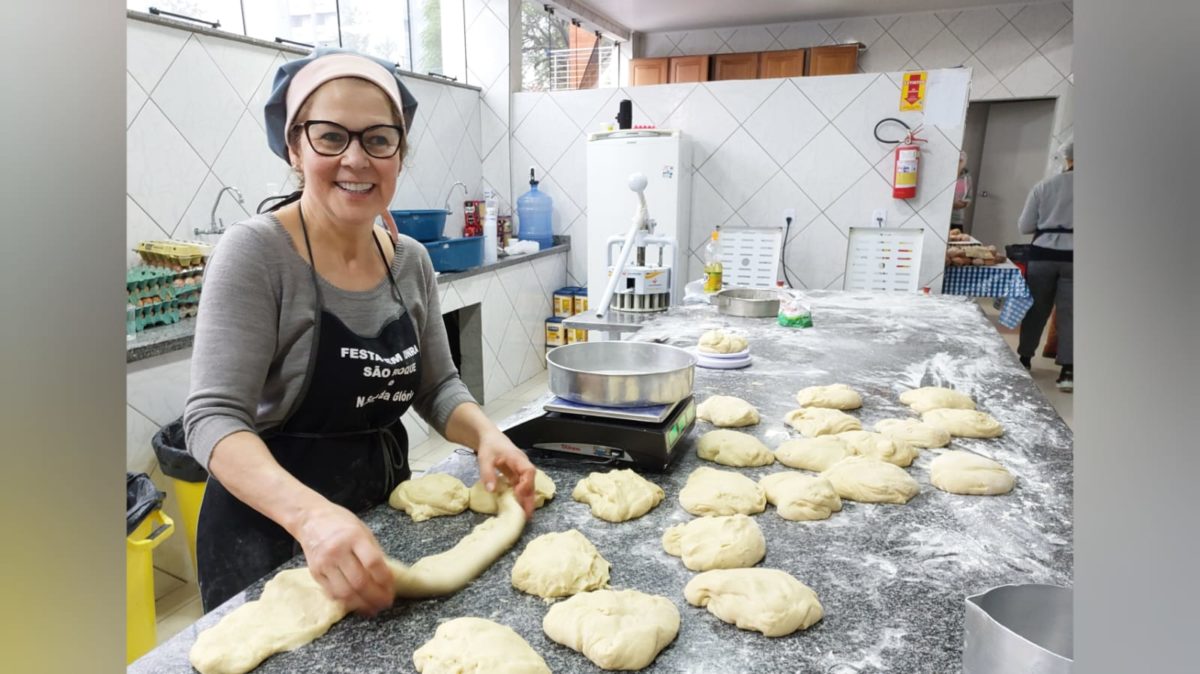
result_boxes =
[126,16,484,267]
[639,1,1074,175]
[511,70,964,292]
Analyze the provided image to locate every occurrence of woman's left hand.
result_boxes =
[475,433,537,518]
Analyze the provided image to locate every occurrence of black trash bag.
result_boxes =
[127,472,165,536]
[152,417,208,483]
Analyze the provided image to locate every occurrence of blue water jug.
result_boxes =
[516,167,554,251]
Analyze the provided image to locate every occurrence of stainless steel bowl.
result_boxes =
[546,341,696,408]
[714,287,781,317]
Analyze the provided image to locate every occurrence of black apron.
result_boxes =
[1030,226,1074,262]
[196,206,421,612]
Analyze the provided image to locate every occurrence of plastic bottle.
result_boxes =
[516,167,554,251]
[482,188,499,265]
[703,226,723,293]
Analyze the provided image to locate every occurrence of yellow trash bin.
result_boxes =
[126,474,174,664]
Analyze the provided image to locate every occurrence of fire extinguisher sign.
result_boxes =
[900,71,926,111]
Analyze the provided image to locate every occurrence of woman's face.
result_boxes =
[290,78,401,228]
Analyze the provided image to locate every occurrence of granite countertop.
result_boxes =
[126,240,570,363]
[130,290,1073,673]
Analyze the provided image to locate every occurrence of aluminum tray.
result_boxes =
[546,341,696,408]
[714,287,781,317]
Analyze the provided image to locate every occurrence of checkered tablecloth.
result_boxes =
[942,264,1033,328]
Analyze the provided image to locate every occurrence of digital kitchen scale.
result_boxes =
[505,396,696,472]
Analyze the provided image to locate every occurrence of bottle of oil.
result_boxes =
[703,226,723,293]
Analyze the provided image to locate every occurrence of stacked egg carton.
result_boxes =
[127,241,210,333]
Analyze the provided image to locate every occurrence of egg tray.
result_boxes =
[133,240,213,269]
[127,266,203,305]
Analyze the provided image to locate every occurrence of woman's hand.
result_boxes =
[293,501,395,616]
[475,432,537,518]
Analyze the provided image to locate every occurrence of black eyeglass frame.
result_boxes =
[295,119,406,159]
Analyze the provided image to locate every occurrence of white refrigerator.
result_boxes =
[585,130,692,311]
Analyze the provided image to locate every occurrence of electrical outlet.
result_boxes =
[783,208,796,223]
[872,208,887,227]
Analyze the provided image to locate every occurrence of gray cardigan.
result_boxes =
[183,213,475,470]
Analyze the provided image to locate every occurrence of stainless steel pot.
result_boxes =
[963,584,1073,674]
[546,341,696,408]
[714,287,780,318]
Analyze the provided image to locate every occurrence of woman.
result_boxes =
[951,151,972,230]
[184,48,536,615]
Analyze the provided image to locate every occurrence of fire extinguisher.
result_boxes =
[875,118,927,200]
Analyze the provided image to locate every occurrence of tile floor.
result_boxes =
[150,306,1073,646]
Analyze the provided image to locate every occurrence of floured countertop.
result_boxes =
[131,290,1072,674]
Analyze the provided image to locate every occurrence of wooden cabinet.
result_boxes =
[669,55,710,83]
[758,49,806,79]
[630,58,670,86]
[711,52,759,81]
[807,45,859,76]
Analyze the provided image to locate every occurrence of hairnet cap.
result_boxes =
[264,47,418,163]
[1058,140,1074,161]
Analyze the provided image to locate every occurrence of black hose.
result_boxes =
[873,118,912,145]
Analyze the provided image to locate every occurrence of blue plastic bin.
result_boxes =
[423,236,484,272]
[390,209,448,242]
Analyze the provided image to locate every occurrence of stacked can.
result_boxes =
[546,286,588,350]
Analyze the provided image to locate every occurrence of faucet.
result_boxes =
[443,181,468,212]
[196,186,244,236]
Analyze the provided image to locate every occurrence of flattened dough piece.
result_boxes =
[189,568,347,674]
[662,514,765,571]
[821,456,919,504]
[697,329,748,354]
[388,473,469,522]
[774,436,852,472]
[899,386,976,413]
[874,418,951,449]
[834,430,919,467]
[543,589,680,670]
[469,469,556,514]
[413,617,550,674]
[696,395,760,428]
[921,408,1004,438]
[784,407,862,437]
[697,429,775,467]
[572,469,665,522]
[758,472,842,521]
[795,384,862,410]
[684,568,823,637]
[930,450,1015,495]
[511,529,610,598]
[679,466,767,517]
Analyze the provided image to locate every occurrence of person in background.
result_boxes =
[184,48,536,615]
[951,151,973,230]
[1017,141,1074,391]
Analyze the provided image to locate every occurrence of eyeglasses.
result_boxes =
[297,120,404,159]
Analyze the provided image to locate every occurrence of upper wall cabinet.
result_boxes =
[807,45,859,76]
[669,55,710,83]
[711,53,760,81]
[630,44,859,86]
[758,49,806,79]
[631,58,670,86]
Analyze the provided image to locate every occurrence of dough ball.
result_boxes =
[697,329,748,354]
[684,568,823,637]
[572,469,665,522]
[930,450,1015,495]
[696,395,760,428]
[873,418,951,449]
[834,430,919,467]
[795,384,862,410]
[413,617,550,674]
[469,469,556,514]
[821,456,919,504]
[511,529,610,598]
[774,436,852,472]
[899,386,976,413]
[696,429,775,467]
[679,466,767,517]
[758,472,842,521]
[921,409,1004,438]
[661,514,765,571]
[783,407,862,437]
[543,589,680,670]
[388,473,469,522]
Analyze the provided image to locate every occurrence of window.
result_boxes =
[245,0,340,48]
[127,0,246,34]
[521,0,618,92]
[339,0,411,69]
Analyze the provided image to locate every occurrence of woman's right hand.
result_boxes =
[294,502,395,616]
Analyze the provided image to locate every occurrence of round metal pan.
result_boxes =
[546,341,696,408]
[714,287,781,318]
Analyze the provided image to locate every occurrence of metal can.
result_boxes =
[545,317,565,347]
[497,215,512,250]
[566,326,588,344]
[553,287,575,318]
[572,287,588,315]
[463,200,483,237]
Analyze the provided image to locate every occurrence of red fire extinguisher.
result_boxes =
[891,126,927,199]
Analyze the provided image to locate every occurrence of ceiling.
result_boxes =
[579,0,1057,33]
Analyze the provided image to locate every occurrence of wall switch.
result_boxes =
[872,208,887,227]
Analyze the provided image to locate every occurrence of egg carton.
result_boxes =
[133,240,213,269]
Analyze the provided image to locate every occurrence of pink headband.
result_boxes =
[284,53,407,137]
